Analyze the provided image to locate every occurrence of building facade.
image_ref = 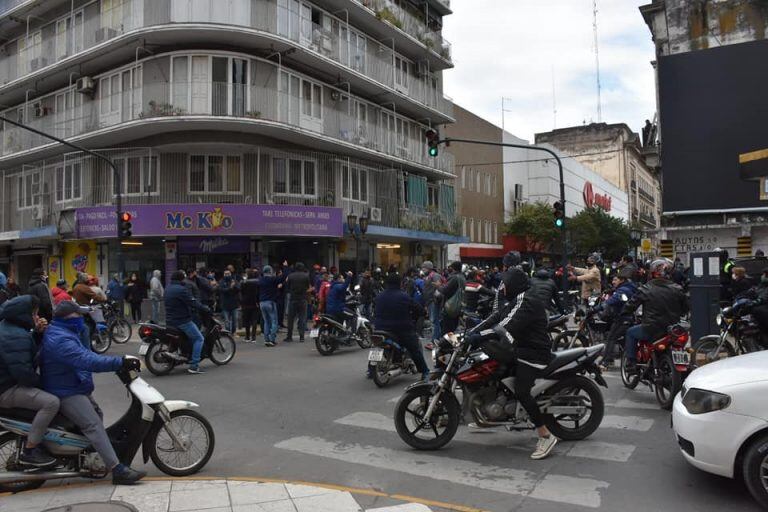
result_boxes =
[641,0,768,264]
[0,0,458,288]
[444,104,504,265]
[535,123,662,232]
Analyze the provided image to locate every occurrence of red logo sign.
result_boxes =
[583,182,612,211]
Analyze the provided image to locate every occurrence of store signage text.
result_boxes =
[165,207,233,231]
[674,235,719,253]
[583,181,612,211]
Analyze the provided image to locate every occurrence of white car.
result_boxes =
[673,350,768,509]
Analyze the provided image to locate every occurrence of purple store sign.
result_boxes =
[178,237,250,254]
[75,204,343,239]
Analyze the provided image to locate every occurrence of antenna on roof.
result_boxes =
[593,0,602,123]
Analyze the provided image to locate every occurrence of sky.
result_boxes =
[441,0,657,142]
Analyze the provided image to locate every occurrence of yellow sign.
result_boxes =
[641,238,652,252]
[58,240,98,285]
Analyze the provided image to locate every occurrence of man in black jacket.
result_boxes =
[374,271,429,379]
[358,271,375,318]
[0,296,59,467]
[195,269,216,310]
[468,268,558,460]
[436,261,465,334]
[527,269,566,315]
[165,271,210,374]
[623,259,688,371]
[27,268,53,322]
[240,270,261,343]
[284,262,311,343]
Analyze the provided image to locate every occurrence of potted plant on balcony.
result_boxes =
[245,110,261,119]
[375,7,403,30]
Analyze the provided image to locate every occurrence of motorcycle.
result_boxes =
[619,322,691,410]
[312,298,373,356]
[0,357,215,493]
[103,300,132,345]
[552,293,613,351]
[393,329,607,450]
[138,310,236,376]
[84,302,111,354]
[367,330,420,388]
[692,301,765,367]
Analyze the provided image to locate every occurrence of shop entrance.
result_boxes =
[179,253,250,275]
[263,240,324,267]
[177,237,251,275]
[15,252,44,292]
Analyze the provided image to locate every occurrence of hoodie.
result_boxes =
[0,296,41,394]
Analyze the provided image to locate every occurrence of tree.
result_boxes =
[505,202,560,252]
[568,207,632,261]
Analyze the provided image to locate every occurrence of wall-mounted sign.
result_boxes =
[583,181,612,212]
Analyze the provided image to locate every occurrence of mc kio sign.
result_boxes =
[583,181,612,212]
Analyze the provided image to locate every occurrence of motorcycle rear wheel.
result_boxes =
[148,410,215,477]
[371,350,392,388]
[356,325,373,349]
[394,387,460,451]
[0,433,45,493]
[654,353,681,410]
[109,318,132,344]
[543,376,604,441]
[315,327,336,356]
[620,351,641,390]
[145,342,175,376]
[210,333,236,365]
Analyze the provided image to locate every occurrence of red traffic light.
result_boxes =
[120,212,132,222]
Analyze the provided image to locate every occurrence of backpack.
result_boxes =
[444,274,466,318]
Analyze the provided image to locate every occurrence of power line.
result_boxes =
[456,148,622,167]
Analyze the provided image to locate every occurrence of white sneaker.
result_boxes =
[531,435,558,460]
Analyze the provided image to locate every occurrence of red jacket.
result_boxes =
[51,286,72,305]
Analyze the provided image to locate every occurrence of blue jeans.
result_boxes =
[177,320,204,367]
[222,308,238,333]
[625,325,650,363]
[361,302,372,319]
[151,299,161,323]
[429,302,441,341]
[260,301,278,343]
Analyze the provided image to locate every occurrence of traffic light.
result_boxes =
[425,128,439,157]
[553,201,565,228]
[118,211,132,238]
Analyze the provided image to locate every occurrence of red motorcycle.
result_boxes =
[620,323,691,410]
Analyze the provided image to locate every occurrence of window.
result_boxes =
[492,175,498,197]
[469,218,474,242]
[476,171,481,192]
[427,184,439,209]
[113,156,158,196]
[273,157,316,197]
[17,171,41,209]
[102,0,124,30]
[341,165,368,202]
[189,154,242,193]
[56,163,82,202]
[394,56,410,91]
[461,167,466,189]
[349,30,367,72]
[493,222,498,244]
[462,216,467,237]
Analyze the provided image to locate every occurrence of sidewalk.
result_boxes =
[1,478,450,512]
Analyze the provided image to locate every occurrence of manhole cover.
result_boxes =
[44,502,137,512]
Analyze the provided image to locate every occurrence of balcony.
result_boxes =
[0,0,452,120]
[639,212,657,226]
[0,77,454,177]
[638,188,655,203]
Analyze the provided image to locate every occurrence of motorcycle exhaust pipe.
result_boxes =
[0,470,83,483]
[387,369,402,378]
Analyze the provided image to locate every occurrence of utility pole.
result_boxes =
[593,0,603,122]
[0,115,125,279]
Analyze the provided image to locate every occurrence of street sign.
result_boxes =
[641,238,652,252]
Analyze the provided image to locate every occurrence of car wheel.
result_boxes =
[743,432,768,509]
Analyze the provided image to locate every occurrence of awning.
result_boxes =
[459,246,504,259]
[739,148,768,180]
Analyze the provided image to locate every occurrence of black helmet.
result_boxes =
[534,269,551,280]
[502,268,530,300]
[503,251,521,268]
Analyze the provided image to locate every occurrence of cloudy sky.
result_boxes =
[442,0,657,142]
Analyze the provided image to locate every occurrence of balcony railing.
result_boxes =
[0,0,29,18]
[0,0,452,117]
[638,188,655,203]
[639,212,657,226]
[1,80,454,175]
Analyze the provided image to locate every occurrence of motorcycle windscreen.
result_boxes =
[129,378,165,405]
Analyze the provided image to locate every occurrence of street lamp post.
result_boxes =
[630,228,643,259]
[347,214,369,275]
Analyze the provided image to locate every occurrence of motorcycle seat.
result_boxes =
[163,325,185,337]
[373,330,398,340]
[543,348,588,374]
[0,408,81,434]
[547,316,568,329]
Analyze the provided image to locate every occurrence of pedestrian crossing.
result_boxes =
[273,375,668,510]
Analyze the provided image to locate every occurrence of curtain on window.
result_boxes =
[439,183,455,216]
[407,175,427,210]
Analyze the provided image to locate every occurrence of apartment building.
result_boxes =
[0,0,458,286]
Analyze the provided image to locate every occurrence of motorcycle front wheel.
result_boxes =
[210,333,236,365]
[145,342,175,376]
[0,433,45,493]
[654,353,682,410]
[543,376,604,441]
[693,337,734,368]
[109,318,132,344]
[148,410,215,477]
[91,331,111,354]
[315,327,336,356]
[356,325,373,349]
[394,386,460,451]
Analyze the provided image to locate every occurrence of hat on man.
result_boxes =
[262,265,274,276]
[54,300,91,318]
[421,261,434,271]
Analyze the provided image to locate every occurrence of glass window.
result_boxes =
[304,161,315,195]
[172,56,189,110]
[207,155,224,192]
[274,158,287,194]
[289,159,302,194]
[359,169,367,202]
[56,166,64,202]
[190,155,205,192]
[110,75,120,112]
[351,167,359,201]
[302,80,312,116]
[226,156,241,192]
[342,165,349,198]
[312,83,322,118]
[18,171,41,208]
[127,157,141,194]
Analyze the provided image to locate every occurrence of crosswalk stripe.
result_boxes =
[334,412,636,462]
[601,415,654,431]
[608,398,660,411]
[275,436,608,508]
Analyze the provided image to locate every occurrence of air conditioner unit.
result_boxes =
[30,57,48,71]
[95,27,118,43]
[369,207,382,223]
[76,77,95,95]
[31,206,44,221]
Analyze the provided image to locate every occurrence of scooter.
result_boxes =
[0,356,215,493]
[312,298,373,355]
[368,330,421,387]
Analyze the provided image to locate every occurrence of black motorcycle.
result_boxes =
[312,298,373,356]
[138,310,236,375]
[693,300,766,367]
[367,330,420,387]
[104,300,132,344]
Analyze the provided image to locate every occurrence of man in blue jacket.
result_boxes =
[40,300,145,484]
[597,268,638,368]
[0,296,60,467]
[326,272,352,324]
[165,271,210,374]
[258,265,282,347]
[106,274,125,317]
[374,271,429,380]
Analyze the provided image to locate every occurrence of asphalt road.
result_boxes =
[88,332,761,512]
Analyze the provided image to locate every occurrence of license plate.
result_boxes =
[368,348,384,362]
[310,328,320,338]
[138,343,149,356]
[672,350,690,365]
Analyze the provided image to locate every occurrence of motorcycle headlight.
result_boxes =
[716,314,723,327]
[682,388,731,415]
[431,347,439,363]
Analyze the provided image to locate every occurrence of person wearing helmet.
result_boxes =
[568,256,602,303]
[622,259,688,372]
[596,268,638,369]
[464,270,495,316]
[466,267,557,460]
[494,251,522,311]
[527,269,566,315]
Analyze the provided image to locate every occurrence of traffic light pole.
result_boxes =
[0,115,125,280]
[436,137,569,292]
